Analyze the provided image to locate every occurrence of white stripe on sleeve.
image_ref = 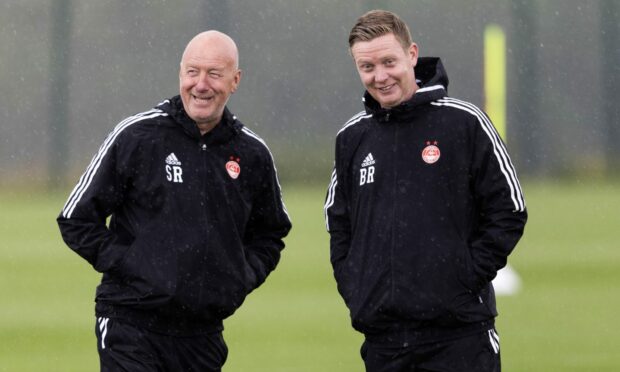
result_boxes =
[431,98,525,212]
[62,110,167,219]
[323,167,338,231]
[240,127,290,220]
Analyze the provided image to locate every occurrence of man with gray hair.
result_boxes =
[325,10,526,371]
[58,30,291,371]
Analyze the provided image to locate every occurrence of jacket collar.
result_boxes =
[363,57,449,121]
[157,95,242,145]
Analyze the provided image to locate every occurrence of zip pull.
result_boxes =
[201,143,207,151]
[385,112,390,122]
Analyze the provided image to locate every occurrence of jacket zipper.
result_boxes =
[390,117,397,304]
[200,141,209,240]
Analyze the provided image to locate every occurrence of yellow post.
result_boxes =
[485,25,522,295]
[484,24,506,141]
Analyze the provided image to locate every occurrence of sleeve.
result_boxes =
[57,130,132,273]
[324,135,352,280]
[468,112,528,290]
[242,153,292,292]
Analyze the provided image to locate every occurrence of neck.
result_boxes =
[197,121,218,135]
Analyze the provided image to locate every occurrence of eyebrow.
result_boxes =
[355,57,374,64]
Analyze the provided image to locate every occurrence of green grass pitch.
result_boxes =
[1,180,619,371]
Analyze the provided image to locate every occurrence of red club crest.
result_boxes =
[422,141,440,164]
[226,157,241,179]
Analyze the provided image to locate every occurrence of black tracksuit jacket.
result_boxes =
[324,58,527,339]
[58,96,291,335]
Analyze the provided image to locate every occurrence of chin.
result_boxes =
[379,100,398,109]
[190,108,213,119]
[373,94,399,108]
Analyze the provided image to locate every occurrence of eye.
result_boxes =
[360,63,373,72]
[209,72,222,78]
[186,69,198,76]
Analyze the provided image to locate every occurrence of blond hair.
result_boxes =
[349,10,413,51]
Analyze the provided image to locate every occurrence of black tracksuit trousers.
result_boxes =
[361,327,501,372]
[95,317,227,372]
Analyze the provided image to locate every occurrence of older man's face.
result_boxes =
[179,33,240,129]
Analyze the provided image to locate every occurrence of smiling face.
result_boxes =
[351,33,419,109]
[179,31,241,133]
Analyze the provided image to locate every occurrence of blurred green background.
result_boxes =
[1,181,619,371]
[2,0,620,370]
[2,0,620,188]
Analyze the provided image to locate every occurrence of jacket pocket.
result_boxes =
[456,245,484,293]
[333,258,358,309]
[113,225,178,308]
[449,244,495,322]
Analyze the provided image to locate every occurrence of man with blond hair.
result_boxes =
[325,10,526,371]
[58,31,291,371]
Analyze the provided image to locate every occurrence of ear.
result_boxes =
[231,69,242,93]
[408,42,419,67]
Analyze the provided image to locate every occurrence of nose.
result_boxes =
[195,72,211,92]
[374,66,388,83]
